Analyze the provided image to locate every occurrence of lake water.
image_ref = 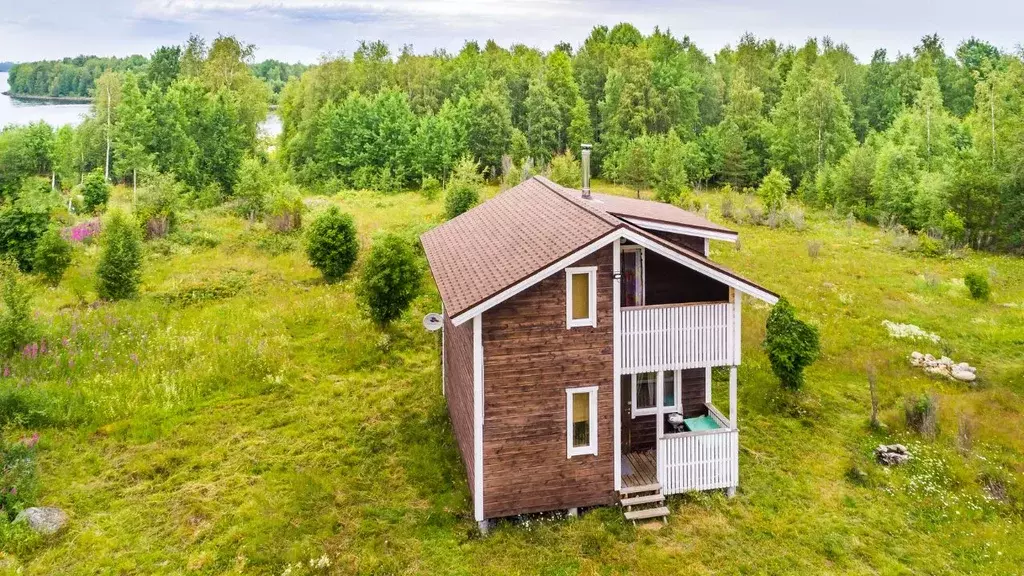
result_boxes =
[0,71,282,137]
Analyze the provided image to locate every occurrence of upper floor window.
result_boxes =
[565,266,597,328]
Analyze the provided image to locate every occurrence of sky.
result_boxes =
[0,0,1021,64]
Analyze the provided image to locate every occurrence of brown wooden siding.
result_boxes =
[645,250,730,306]
[443,314,475,502]
[679,368,707,418]
[652,230,706,254]
[481,246,615,519]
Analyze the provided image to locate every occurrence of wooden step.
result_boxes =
[624,506,670,521]
[619,483,661,496]
[621,493,665,507]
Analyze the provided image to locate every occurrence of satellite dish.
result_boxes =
[423,313,443,332]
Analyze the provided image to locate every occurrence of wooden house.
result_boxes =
[421,149,778,530]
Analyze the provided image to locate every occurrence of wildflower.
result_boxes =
[1,365,10,378]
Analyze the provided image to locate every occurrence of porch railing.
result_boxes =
[620,302,734,374]
[657,428,738,495]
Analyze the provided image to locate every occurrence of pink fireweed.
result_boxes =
[64,219,101,243]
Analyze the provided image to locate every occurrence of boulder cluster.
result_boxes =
[875,444,911,466]
[910,352,977,382]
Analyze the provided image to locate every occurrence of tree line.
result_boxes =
[3,25,1024,252]
[4,48,304,103]
[279,27,1022,252]
[1,35,269,204]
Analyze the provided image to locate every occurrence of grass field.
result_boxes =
[1,180,1022,575]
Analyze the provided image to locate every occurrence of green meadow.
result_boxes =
[1,181,1022,575]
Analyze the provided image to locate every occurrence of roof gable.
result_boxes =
[422,176,776,323]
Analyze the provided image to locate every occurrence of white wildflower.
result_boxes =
[883,320,940,343]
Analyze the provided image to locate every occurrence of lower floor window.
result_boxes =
[631,371,682,417]
[566,386,598,457]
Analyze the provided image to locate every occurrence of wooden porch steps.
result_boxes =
[624,506,670,522]
[618,482,669,525]
[620,493,665,507]
[619,482,661,496]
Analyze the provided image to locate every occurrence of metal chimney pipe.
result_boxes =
[581,144,592,199]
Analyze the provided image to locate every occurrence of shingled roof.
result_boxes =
[421,176,774,322]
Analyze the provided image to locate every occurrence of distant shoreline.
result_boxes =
[1,91,91,104]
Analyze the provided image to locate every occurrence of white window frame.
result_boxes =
[566,386,599,458]
[565,266,598,329]
[631,371,681,418]
[620,245,645,307]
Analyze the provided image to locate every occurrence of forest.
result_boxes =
[4,44,306,103]
[2,25,1023,253]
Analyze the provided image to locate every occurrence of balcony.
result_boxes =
[620,301,738,374]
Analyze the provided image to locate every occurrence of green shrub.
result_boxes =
[0,260,36,359]
[905,392,939,440]
[763,297,820,391]
[33,227,73,286]
[235,156,276,220]
[96,210,144,301]
[0,203,50,273]
[917,231,943,257]
[266,184,304,234]
[420,175,441,200]
[548,150,582,188]
[964,271,990,301]
[444,156,482,219]
[358,233,421,326]
[757,168,790,213]
[305,207,359,283]
[81,169,110,213]
[134,172,183,240]
[445,185,479,220]
[941,210,966,247]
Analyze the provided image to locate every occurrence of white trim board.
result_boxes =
[620,216,739,243]
[449,228,777,326]
[472,315,484,522]
[565,266,598,328]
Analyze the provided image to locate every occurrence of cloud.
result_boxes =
[0,0,1022,64]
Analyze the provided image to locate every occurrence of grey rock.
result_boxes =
[14,506,68,535]
[875,444,912,466]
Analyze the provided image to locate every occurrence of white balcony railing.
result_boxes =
[620,302,735,374]
[658,427,739,495]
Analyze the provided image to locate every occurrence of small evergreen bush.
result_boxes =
[964,271,990,301]
[0,260,36,359]
[763,297,820,391]
[358,233,421,326]
[96,210,144,301]
[33,227,73,286]
[81,169,110,213]
[757,168,790,213]
[444,156,482,220]
[305,207,359,283]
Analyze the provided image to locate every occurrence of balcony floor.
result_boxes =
[621,450,658,488]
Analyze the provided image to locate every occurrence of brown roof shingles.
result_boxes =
[422,176,773,320]
[421,178,617,319]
